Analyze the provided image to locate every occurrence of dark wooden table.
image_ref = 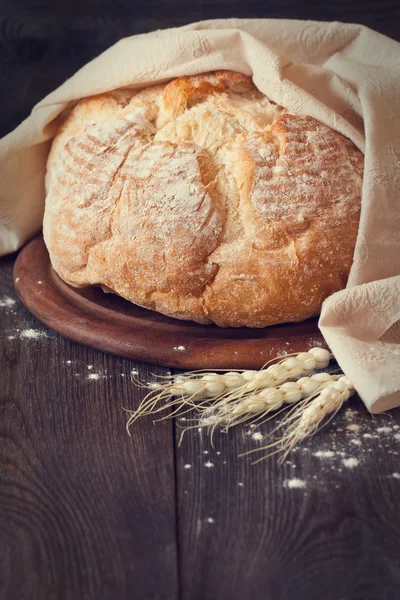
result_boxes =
[1,250,400,600]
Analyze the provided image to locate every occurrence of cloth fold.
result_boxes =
[1,19,399,412]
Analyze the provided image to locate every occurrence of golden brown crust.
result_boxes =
[43,71,363,327]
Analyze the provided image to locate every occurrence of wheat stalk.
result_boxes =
[125,347,332,430]
[125,347,355,459]
[242,376,355,463]
[199,372,340,430]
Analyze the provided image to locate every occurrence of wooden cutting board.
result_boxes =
[13,235,326,369]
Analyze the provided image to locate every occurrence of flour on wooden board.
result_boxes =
[342,457,359,468]
[87,373,105,380]
[345,409,357,420]
[6,327,48,339]
[350,439,362,446]
[314,450,335,458]
[0,297,16,307]
[284,478,306,489]
[346,424,360,432]
[19,329,47,339]
[377,426,392,434]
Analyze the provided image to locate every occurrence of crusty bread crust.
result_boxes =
[43,71,363,327]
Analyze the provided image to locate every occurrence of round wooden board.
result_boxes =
[13,236,327,369]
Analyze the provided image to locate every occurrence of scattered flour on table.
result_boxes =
[6,328,49,340]
[204,461,214,468]
[87,365,93,370]
[345,409,357,420]
[285,478,306,489]
[346,424,360,432]
[206,517,215,523]
[20,329,47,339]
[184,464,192,470]
[87,373,103,381]
[392,473,400,479]
[394,434,400,442]
[238,482,244,487]
[173,345,186,352]
[377,427,392,434]
[0,297,16,307]
[342,458,359,468]
[251,432,264,441]
[314,451,335,458]
[350,439,362,446]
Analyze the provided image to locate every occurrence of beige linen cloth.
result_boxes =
[0,19,399,413]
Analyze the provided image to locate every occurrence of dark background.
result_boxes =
[1,0,400,138]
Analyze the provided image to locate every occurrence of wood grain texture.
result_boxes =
[13,236,326,370]
[2,251,400,599]
[0,0,400,137]
[0,254,178,600]
[174,399,400,600]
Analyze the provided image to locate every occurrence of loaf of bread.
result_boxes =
[43,71,363,327]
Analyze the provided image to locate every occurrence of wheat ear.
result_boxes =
[242,376,355,463]
[125,347,332,431]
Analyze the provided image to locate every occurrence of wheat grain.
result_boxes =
[243,376,355,463]
[125,348,352,458]
[125,348,333,432]
[198,373,342,430]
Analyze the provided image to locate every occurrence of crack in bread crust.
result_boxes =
[44,70,364,327]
